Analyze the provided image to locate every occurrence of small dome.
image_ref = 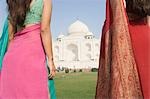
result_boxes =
[86,32,93,36]
[58,34,64,38]
[68,20,89,35]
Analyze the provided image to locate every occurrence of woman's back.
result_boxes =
[24,0,43,27]
[129,19,150,98]
[0,0,53,98]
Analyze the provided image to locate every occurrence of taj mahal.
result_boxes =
[52,20,100,69]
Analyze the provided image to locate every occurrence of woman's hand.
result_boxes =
[48,59,56,79]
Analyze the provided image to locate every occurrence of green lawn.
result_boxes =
[54,72,97,99]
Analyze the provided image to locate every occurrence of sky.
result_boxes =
[51,0,106,39]
[0,0,106,39]
[0,0,8,37]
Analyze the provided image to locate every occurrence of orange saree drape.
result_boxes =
[95,0,143,98]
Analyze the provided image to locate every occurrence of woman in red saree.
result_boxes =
[95,0,149,98]
[126,0,150,98]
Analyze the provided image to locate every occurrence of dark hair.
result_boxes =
[6,0,32,32]
[126,0,150,20]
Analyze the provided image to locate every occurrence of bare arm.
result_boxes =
[8,20,14,49]
[41,0,56,77]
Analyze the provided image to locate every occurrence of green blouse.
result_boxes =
[24,0,43,25]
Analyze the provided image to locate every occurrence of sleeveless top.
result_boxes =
[24,0,43,25]
[7,0,43,30]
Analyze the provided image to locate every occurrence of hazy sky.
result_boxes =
[0,0,106,39]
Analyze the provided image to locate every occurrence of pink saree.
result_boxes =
[0,24,49,99]
[95,0,143,98]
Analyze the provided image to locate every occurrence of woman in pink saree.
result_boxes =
[95,0,149,98]
[0,0,56,98]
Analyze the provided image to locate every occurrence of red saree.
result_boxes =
[95,0,143,98]
[129,20,150,99]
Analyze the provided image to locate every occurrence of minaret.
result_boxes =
[57,32,65,41]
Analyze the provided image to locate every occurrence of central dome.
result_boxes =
[68,20,89,35]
